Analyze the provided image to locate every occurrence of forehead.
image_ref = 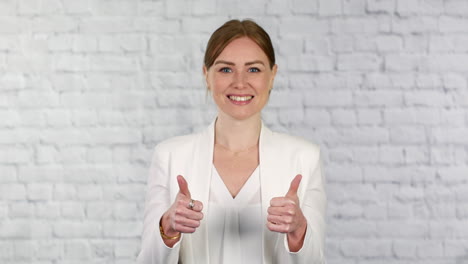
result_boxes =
[215,37,268,62]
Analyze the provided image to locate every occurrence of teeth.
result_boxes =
[229,95,253,102]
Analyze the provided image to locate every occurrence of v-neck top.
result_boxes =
[207,165,263,264]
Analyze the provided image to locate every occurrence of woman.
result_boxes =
[137,19,326,264]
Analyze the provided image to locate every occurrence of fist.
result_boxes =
[267,174,307,234]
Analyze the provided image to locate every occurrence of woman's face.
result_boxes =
[204,37,277,121]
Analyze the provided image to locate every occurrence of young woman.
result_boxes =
[137,19,326,264]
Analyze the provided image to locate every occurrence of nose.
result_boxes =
[233,71,247,89]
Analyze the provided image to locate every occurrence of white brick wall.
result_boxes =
[0,0,467,263]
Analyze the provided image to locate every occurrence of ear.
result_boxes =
[269,64,278,91]
[202,65,209,89]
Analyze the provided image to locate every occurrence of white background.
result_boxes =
[1,0,468,263]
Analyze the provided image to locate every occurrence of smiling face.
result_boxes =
[204,37,277,121]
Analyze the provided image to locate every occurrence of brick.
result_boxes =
[385,108,441,125]
[357,109,382,125]
[378,220,428,238]
[338,54,381,71]
[37,241,62,260]
[327,165,363,182]
[63,0,91,14]
[432,128,468,144]
[305,37,329,54]
[396,0,444,16]
[443,73,468,90]
[103,221,142,238]
[331,17,389,33]
[90,240,114,259]
[440,16,468,33]
[367,0,396,13]
[304,90,353,107]
[379,146,405,165]
[319,0,342,16]
[280,17,329,35]
[304,109,331,125]
[0,110,20,128]
[0,0,15,15]
[90,0,137,16]
[392,16,438,33]
[405,146,429,164]
[445,0,468,15]
[115,240,139,258]
[32,200,59,220]
[58,203,82,221]
[331,109,357,126]
[328,219,377,237]
[138,0,164,16]
[27,184,52,201]
[341,239,392,257]
[364,166,436,183]
[65,240,90,260]
[54,184,76,200]
[14,240,36,260]
[0,220,31,238]
[9,202,34,218]
[393,239,417,258]
[54,221,101,238]
[438,166,468,183]
[330,35,354,52]
[417,240,444,258]
[278,108,304,125]
[0,147,32,164]
[343,0,366,15]
[291,0,318,14]
[288,55,334,72]
[19,165,64,183]
[355,91,403,106]
[87,202,113,220]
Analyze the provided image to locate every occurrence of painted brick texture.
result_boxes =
[1,0,467,263]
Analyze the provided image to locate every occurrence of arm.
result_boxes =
[274,152,327,264]
[136,145,181,264]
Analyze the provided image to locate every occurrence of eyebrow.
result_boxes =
[214,60,265,66]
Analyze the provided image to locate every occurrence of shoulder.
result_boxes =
[266,128,321,160]
[153,132,201,154]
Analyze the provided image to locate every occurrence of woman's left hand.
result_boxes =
[267,174,307,251]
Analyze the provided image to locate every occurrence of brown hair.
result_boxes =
[204,19,276,70]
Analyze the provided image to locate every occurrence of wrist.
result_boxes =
[160,215,180,239]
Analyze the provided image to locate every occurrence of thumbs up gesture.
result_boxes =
[267,174,307,249]
[160,175,204,242]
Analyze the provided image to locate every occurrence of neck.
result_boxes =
[214,112,261,152]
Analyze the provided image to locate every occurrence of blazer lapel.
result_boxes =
[186,120,215,264]
[259,123,284,264]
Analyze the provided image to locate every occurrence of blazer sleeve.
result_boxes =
[137,144,182,264]
[277,149,327,264]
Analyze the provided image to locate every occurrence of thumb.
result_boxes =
[177,175,191,198]
[286,174,302,198]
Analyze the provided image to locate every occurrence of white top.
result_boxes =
[208,165,263,264]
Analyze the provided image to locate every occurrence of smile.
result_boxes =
[228,95,254,102]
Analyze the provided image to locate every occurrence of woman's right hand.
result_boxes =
[160,175,204,245]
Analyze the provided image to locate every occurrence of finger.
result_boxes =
[177,175,191,198]
[266,221,289,233]
[268,206,296,216]
[191,200,203,212]
[267,214,294,225]
[175,206,204,221]
[174,216,201,229]
[286,174,302,198]
[270,197,296,207]
[173,224,196,234]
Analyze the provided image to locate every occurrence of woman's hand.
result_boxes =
[267,174,307,252]
[160,175,204,247]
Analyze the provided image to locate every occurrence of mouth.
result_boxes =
[227,95,254,102]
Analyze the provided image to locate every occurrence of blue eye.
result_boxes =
[249,67,260,73]
[220,67,232,73]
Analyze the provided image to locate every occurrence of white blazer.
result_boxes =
[137,120,326,264]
